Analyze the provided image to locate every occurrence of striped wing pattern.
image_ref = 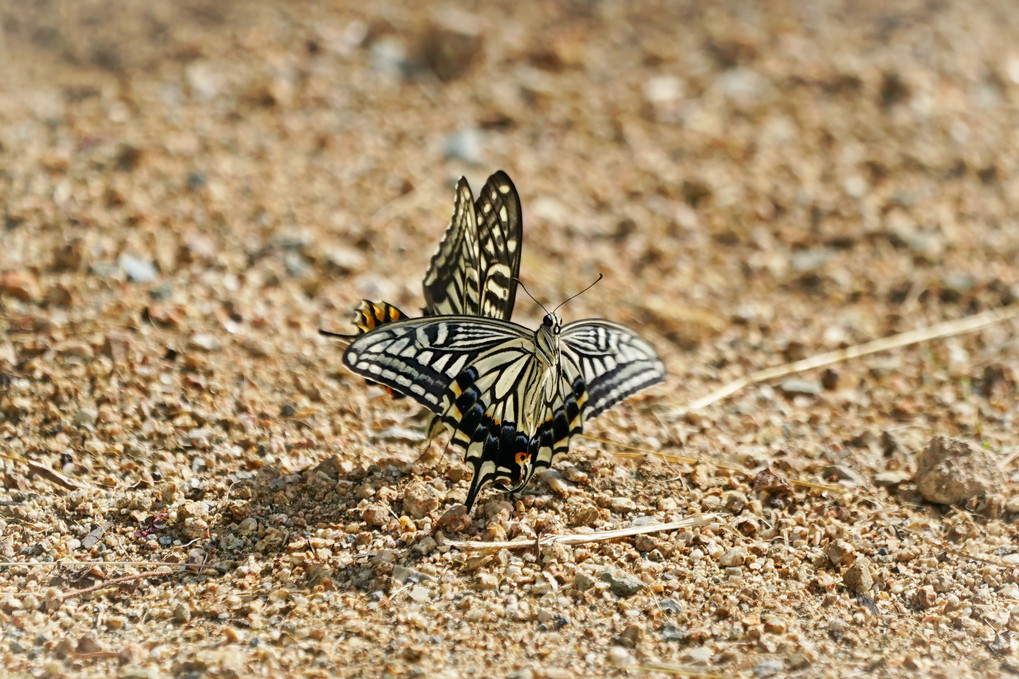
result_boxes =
[344,171,522,339]
[343,314,665,510]
[470,171,522,319]
[423,171,522,319]
[350,300,408,334]
[561,321,666,419]
[421,177,479,316]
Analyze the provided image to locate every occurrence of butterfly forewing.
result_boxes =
[423,172,522,320]
[472,171,522,320]
[343,316,530,412]
[561,320,666,418]
[330,172,524,412]
[422,178,479,316]
[341,171,522,336]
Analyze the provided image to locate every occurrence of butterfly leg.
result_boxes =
[413,415,446,464]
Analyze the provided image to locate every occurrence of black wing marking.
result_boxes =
[422,172,522,319]
[337,171,523,342]
[331,172,523,411]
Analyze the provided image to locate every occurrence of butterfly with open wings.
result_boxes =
[342,310,665,510]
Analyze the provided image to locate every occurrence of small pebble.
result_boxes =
[370,37,409,78]
[753,658,785,677]
[188,334,221,352]
[820,368,840,390]
[599,568,646,597]
[622,623,642,644]
[442,127,483,165]
[393,566,433,584]
[402,483,440,519]
[685,646,713,664]
[506,670,533,679]
[413,536,438,555]
[607,646,634,667]
[719,546,747,567]
[778,377,822,397]
[843,559,874,594]
[661,624,685,641]
[362,505,389,527]
[74,407,99,427]
[408,586,430,603]
[914,436,1006,505]
[0,270,41,301]
[574,572,597,591]
[118,253,158,283]
[609,496,637,513]
[913,585,938,610]
[825,539,856,567]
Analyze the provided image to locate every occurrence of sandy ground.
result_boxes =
[1,1,1018,677]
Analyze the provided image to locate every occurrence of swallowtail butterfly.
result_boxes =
[342,312,665,510]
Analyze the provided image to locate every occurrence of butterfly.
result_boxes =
[331,170,523,340]
[342,310,665,510]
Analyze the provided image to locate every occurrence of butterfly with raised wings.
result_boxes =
[342,309,665,510]
[334,170,523,340]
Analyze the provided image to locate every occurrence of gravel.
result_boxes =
[0,1,1017,678]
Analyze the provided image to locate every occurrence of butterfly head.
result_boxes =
[535,312,563,366]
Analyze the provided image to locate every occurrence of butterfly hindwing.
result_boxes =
[521,353,587,481]
[436,340,545,509]
[353,300,409,334]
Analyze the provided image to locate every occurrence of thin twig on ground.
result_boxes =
[674,305,1019,416]
[445,513,721,551]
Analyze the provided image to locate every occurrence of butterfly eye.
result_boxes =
[543,315,553,327]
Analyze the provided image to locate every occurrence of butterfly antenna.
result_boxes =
[512,277,550,316]
[552,273,603,314]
